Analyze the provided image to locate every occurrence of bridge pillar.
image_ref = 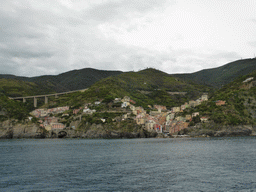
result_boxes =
[45,96,48,104]
[55,94,58,99]
[34,97,37,108]
[23,98,26,103]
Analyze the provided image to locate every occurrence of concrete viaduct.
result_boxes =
[9,89,88,108]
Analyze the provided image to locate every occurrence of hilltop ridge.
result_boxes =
[174,58,256,87]
[1,58,256,94]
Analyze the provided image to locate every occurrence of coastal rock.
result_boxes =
[0,120,45,139]
[187,123,253,137]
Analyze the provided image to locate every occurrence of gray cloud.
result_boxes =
[0,0,178,77]
[0,0,253,78]
[85,0,169,22]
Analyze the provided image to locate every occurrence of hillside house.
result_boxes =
[145,120,155,131]
[166,113,175,122]
[95,101,101,105]
[181,104,186,111]
[136,116,146,125]
[122,113,131,120]
[243,77,254,83]
[47,106,69,114]
[150,110,161,116]
[121,102,130,108]
[196,99,201,106]
[172,107,181,113]
[114,98,121,103]
[192,112,199,117]
[83,109,96,114]
[73,108,82,115]
[201,94,208,101]
[130,105,136,111]
[175,116,185,121]
[41,110,48,117]
[154,105,167,112]
[200,117,209,122]
[189,100,197,107]
[122,96,130,102]
[44,117,58,126]
[31,109,47,117]
[215,100,226,106]
[135,107,145,115]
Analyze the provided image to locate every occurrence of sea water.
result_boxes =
[0,137,256,191]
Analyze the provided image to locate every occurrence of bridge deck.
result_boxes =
[9,89,88,100]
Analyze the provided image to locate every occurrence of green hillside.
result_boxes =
[53,68,212,110]
[1,58,255,96]
[185,70,256,125]
[0,68,123,93]
[174,58,256,87]
[0,93,31,122]
[0,78,55,97]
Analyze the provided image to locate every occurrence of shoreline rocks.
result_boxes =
[0,120,255,139]
[177,123,254,138]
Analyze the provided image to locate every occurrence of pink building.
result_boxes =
[51,123,65,129]
[216,100,226,106]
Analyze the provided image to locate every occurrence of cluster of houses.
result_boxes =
[73,106,96,115]
[32,104,97,131]
[125,94,210,134]
[31,92,228,134]
[38,117,65,131]
[31,106,70,118]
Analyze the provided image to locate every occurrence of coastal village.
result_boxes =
[30,92,227,135]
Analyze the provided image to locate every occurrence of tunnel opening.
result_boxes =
[58,131,67,138]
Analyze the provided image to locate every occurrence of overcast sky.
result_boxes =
[1,0,256,77]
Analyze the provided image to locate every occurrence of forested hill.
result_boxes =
[174,58,256,88]
[0,68,123,93]
[1,58,256,96]
[75,68,212,109]
[187,70,256,125]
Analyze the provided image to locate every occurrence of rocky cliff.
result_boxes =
[0,120,157,139]
[178,122,255,137]
[1,119,255,139]
[0,120,46,139]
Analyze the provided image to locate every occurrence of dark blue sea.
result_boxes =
[1,137,256,191]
